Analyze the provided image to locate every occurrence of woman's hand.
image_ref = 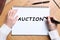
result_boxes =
[47,16,57,31]
[5,10,18,28]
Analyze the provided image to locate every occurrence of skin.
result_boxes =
[47,16,57,31]
[5,10,18,28]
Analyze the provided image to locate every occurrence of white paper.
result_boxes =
[12,7,50,35]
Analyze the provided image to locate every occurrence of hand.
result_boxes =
[5,10,18,28]
[47,16,57,31]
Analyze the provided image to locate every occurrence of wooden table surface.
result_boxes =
[0,0,60,40]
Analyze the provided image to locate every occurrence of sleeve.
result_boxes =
[49,29,60,40]
[0,24,11,40]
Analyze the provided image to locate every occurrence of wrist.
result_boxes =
[5,23,12,28]
[49,27,56,31]
[49,26,57,31]
[48,23,57,31]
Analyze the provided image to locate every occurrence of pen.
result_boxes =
[32,1,50,5]
[50,17,60,24]
[44,17,60,24]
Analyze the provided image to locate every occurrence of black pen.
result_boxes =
[50,17,60,24]
[32,1,50,5]
[44,17,60,24]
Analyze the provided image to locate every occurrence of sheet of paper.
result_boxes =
[12,7,50,35]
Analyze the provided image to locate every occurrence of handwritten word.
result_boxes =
[18,17,47,21]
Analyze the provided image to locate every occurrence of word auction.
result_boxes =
[18,17,47,21]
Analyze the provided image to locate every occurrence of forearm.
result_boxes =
[49,29,60,40]
[0,24,11,40]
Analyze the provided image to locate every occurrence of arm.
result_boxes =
[49,29,60,40]
[47,17,60,40]
[0,24,11,40]
[0,10,18,40]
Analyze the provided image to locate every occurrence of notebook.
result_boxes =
[12,6,50,35]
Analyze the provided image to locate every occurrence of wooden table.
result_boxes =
[0,0,60,40]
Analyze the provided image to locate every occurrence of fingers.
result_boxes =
[12,10,17,17]
[13,16,18,24]
[8,9,17,17]
[15,16,18,21]
[47,16,52,24]
[8,10,11,17]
